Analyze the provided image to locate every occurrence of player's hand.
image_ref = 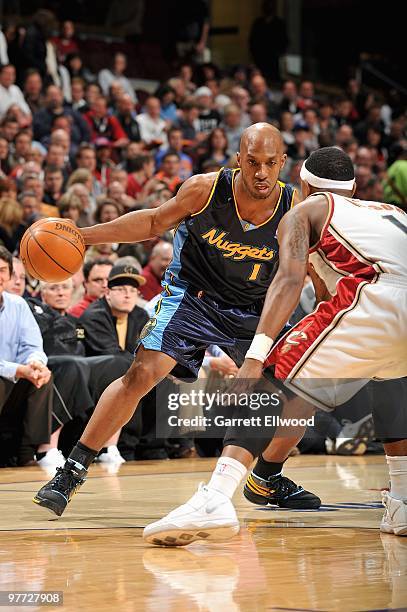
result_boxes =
[210,355,239,377]
[228,358,263,397]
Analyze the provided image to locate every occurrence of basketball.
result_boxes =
[19,218,85,283]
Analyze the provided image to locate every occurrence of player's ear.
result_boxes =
[300,179,310,200]
[236,152,241,167]
[351,182,357,196]
[280,153,287,169]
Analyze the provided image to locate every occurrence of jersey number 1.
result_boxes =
[248,263,262,281]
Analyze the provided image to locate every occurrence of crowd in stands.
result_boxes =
[1,11,406,469]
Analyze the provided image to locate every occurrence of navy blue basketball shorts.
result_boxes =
[138,283,269,380]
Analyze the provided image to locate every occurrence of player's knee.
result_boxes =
[121,361,155,398]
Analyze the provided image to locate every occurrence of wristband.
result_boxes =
[245,333,274,363]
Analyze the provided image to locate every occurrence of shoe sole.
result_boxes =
[380,523,407,536]
[143,524,240,547]
[243,485,321,509]
[335,439,368,455]
[32,495,65,517]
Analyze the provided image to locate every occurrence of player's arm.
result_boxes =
[255,206,311,341]
[80,173,215,245]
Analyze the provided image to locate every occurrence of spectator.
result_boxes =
[249,102,268,125]
[250,74,276,118]
[198,127,229,170]
[94,198,123,225]
[0,64,31,122]
[75,144,103,199]
[0,197,24,251]
[57,191,83,224]
[140,242,174,300]
[354,166,375,200]
[43,166,64,206]
[66,53,95,86]
[249,0,288,81]
[156,127,193,180]
[0,246,52,467]
[99,53,136,102]
[52,20,79,64]
[84,95,128,149]
[229,86,251,128]
[115,94,141,143]
[178,63,197,95]
[220,104,245,156]
[80,263,148,356]
[286,125,313,161]
[4,256,26,297]
[21,174,58,217]
[70,77,87,113]
[68,259,113,318]
[94,138,116,186]
[106,180,135,211]
[175,100,200,142]
[20,9,56,79]
[0,138,11,176]
[126,154,155,200]
[156,85,178,123]
[297,80,317,112]
[33,84,90,146]
[280,111,295,146]
[136,96,168,150]
[383,148,407,208]
[153,152,183,192]
[19,191,43,225]
[279,80,299,114]
[9,129,32,169]
[23,69,45,115]
[195,86,221,134]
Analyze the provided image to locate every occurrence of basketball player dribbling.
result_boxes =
[34,124,323,520]
[143,147,407,544]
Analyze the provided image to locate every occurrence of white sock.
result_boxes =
[386,455,407,500]
[207,457,247,499]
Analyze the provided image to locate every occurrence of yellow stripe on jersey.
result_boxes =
[191,167,224,217]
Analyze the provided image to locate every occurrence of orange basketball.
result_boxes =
[20,218,85,282]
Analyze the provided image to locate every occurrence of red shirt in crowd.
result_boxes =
[84,111,127,145]
[140,264,162,301]
[68,294,98,318]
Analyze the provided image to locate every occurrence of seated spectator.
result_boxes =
[153,152,183,192]
[198,127,229,171]
[0,197,24,251]
[195,86,221,134]
[4,256,26,297]
[249,74,277,118]
[33,84,90,146]
[156,127,193,180]
[249,102,268,125]
[297,80,317,112]
[0,64,31,124]
[43,165,64,206]
[115,94,141,143]
[0,138,11,175]
[84,95,128,149]
[94,198,123,225]
[0,116,19,143]
[354,166,375,200]
[136,96,168,150]
[45,143,70,178]
[21,174,58,217]
[0,246,52,467]
[286,124,313,162]
[19,191,43,226]
[75,144,103,200]
[335,124,354,148]
[81,263,148,356]
[175,100,200,143]
[95,138,116,186]
[140,242,174,301]
[383,147,407,208]
[178,62,197,95]
[57,191,83,224]
[229,86,251,128]
[201,159,222,174]
[68,258,113,318]
[220,104,245,156]
[70,77,88,114]
[279,80,299,114]
[334,97,358,127]
[23,69,45,115]
[30,278,130,465]
[106,179,135,211]
[66,53,95,86]
[99,52,136,102]
[156,85,178,123]
[126,154,155,200]
[9,130,32,170]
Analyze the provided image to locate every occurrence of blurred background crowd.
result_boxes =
[0,0,406,470]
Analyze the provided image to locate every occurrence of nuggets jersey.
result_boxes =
[165,168,296,307]
[309,192,407,295]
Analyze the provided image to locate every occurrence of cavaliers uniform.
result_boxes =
[265,192,407,409]
[139,167,296,378]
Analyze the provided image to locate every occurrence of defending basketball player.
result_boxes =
[34,124,323,518]
[143,147,407,544]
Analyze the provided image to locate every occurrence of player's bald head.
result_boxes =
[240,122,284,155]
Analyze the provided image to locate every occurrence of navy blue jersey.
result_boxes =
[165,167,296,308]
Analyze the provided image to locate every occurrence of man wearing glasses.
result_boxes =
[68,259,113,318]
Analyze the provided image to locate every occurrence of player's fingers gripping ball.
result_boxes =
[20,217,85,282]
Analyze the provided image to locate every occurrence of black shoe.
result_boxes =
[244,471,321,509]
[33,463,87,517]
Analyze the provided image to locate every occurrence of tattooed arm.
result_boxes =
[253,205,311,341]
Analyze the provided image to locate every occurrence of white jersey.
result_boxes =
[309,192,407,295]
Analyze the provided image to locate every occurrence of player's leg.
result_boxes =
[381,439,407,536]
[33,347,176,516]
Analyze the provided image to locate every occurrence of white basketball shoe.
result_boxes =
[380,491,407,536]
[143,483,240,546]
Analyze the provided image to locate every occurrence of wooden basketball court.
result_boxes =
[0,455,406,611]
